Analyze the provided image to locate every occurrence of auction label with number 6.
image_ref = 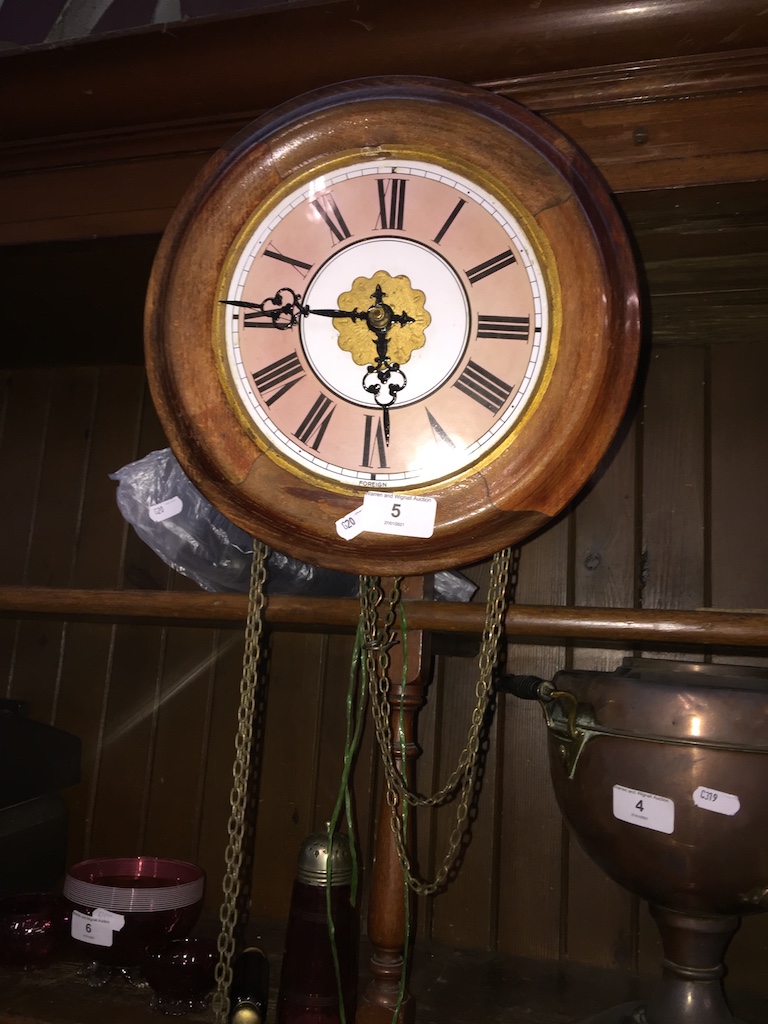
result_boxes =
[613,784,675,834]
[71,907,125,947]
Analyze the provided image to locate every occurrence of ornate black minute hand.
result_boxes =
[359,284,413,443]
[220,288,308,329]
[221,289,370,327]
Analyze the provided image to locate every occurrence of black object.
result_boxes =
[498,673,547,701]
[0,794,69,898]
[0,701,80,896]
[230,947,270,1024]
[0,700,80,809]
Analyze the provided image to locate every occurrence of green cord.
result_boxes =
[393,599,410,1024]
[326,619,369,1024]
[327,591,413,1024]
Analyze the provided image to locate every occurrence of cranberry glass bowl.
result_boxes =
[0,893,69,969]
[63,857,204,966]
[143,937,218,1014]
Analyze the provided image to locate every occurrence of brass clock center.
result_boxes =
[334,270,431,367]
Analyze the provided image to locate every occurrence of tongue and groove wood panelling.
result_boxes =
[1,0,768,1001]
[1,179,768,994]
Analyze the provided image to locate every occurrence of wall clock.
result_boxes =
[145,77,640,576]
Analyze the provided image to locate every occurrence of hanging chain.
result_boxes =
[361,548,517,896]
[212,541,269,1024]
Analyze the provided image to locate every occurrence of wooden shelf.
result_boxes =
[1,930,766,1024]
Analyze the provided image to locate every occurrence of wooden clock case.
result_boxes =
[145,76,640,575]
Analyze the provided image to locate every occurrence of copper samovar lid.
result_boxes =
[550,657,768,750]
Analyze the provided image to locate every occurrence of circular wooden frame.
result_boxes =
[145,77,640,576]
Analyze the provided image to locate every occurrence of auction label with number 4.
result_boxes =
[613,784,675,834]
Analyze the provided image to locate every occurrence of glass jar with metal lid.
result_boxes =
[276,828,357,1024]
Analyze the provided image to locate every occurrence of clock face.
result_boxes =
[218,157,551,490]
[146,77,640,574]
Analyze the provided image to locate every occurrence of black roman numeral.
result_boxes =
[454,360,513,414]
[311,194,352,244]
[376,178,406,230]
[252,351,305,406]
[361,414,389,468]
[264,247,313,276]
[295,394,335,450]
[433,199,466,245]
[243,314,282,329]
[477,315,531,341]
[426,409,456,448]
[466,250,517,284]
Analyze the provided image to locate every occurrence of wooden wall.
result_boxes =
[1,0,768,1005]
[1,178,768,996]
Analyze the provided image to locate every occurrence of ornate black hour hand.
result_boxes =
[223,283,412,339]
[304,306,367,323]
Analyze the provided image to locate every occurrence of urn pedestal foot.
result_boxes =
[577,907,743,1024]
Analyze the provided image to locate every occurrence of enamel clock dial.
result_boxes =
[146,77,640,575]
[221,157,548,491]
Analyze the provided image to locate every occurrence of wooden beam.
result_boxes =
[3,1,766,141]
[0,2,766,243]
[1,587,766,648]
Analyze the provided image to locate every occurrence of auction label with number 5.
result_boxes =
[363,492,437,537]
[336,492,437,540]
[613,784,675,834]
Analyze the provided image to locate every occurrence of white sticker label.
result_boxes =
[336,492,437,541]
[693,786,741,816]
[337,495,438,544]
[363,492,437,538]
[149,495,183,522]
[335,504,366,540]
[613,784,675,834]
[71,908,125,947]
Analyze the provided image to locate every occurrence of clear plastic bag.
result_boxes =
[111,449,476,601]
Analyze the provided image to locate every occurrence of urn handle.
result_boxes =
[500,674,593,778]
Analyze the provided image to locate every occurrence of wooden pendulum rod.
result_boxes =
[357,576,431,1024]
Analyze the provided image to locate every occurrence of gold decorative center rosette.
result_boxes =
[334,270,431,365]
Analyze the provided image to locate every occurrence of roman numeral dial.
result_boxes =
[295,394,335,449]
[466,250,516,284]
[477,315,531,342]
[252,351,305,405]
[220,155,550,489]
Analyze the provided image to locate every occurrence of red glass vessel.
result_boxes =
[276,831,358,1024]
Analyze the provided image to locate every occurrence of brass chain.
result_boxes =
[361,548,515,896]
[212,541,269,1024]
